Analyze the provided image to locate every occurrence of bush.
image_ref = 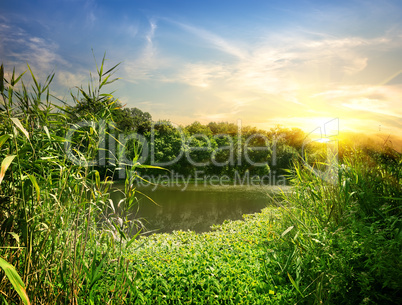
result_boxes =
[0,59,146,304]
[263,148,402,304]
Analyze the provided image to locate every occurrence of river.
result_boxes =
[110,183,290,234]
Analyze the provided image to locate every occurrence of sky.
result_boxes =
[1,0,402,136]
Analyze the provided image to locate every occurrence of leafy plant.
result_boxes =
[0,56,150,304]
[263,147,402,304]
[0,257,30,305]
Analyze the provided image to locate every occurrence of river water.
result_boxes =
[110,183,290,233]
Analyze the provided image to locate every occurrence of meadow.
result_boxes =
[0,60,401,304]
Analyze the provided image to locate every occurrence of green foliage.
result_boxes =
[0,257,30,305]
[66,98,305,181]
[263,147,402,304]
[0,57,148,304]
[137,121,300,179]
[114,107,152,133]
[125,208,283,304]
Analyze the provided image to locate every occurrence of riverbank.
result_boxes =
[119,148,402,304]
[125,206,283,304]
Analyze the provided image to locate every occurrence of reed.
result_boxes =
[263,147,402,304]
[0,56,147,304]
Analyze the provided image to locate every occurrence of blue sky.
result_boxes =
[1,0,402,135]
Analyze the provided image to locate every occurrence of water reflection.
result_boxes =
[110,184,290,233]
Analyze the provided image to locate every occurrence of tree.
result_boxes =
[186,121,212,136]
[113,107,152,134]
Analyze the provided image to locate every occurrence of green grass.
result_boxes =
[125,208,282,304]
[262,149,402,304]
[0,58,144,304]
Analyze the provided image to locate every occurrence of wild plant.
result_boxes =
[0,56,149,304]
[264,148,401,304]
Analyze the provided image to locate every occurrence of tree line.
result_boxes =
[65,98,322,182]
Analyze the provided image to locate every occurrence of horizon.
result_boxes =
[1,0,402,137]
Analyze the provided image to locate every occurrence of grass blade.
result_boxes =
[287,272,304,298]
[103,62,121,77]
[281,226,294,238]
[10,68,26,86]
[0,155,16,185]
[28,174,41,202]
[0,64,4,93]
[11,118,29,140]
[0,257,31,305]
[126,228,143,249]
[0,134,10,149]
[27,64,40,92]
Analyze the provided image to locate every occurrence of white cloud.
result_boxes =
[312,84,402,128]
[0,21,67,76]
[167,63,230,88]
[158,23,399,101]
[117,18,402,134]
[169,19,247,59]
[342,97,401,118]
[126,24,139,38]
[26,37,68,71]
[84,0,97,27]
[124,19,165,82]
[119,16,402,105]
[56,70,87,88]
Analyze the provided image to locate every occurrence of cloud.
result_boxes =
[120,15,402,107]
[193,97,257,122]
[126,23,139,38]
[0,17,85,100]
[146,19,157,44]
[169,20,247,59]
[56,70,87,88]
[166,63,230,88]
[84,0,97,27]
[310,84,402,134]
[159,22,398,96]
[0,21,67,75]
[114,16,402,135]
[147,23,402,133]
[342,98,401,118]
[124,19,164,82]
[26,37,68,70]
[313,84,402,113]
[141,18,400,129]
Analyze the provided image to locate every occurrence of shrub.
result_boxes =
[263,148,402,304]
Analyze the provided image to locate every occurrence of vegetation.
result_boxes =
[0,59,149,304]
[264,147,402,304]
[116,145,401,304]
[0,58,401,304]
[65,87,305,180]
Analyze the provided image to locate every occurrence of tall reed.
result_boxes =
[0,56,147,304]
[264,148,402,304]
